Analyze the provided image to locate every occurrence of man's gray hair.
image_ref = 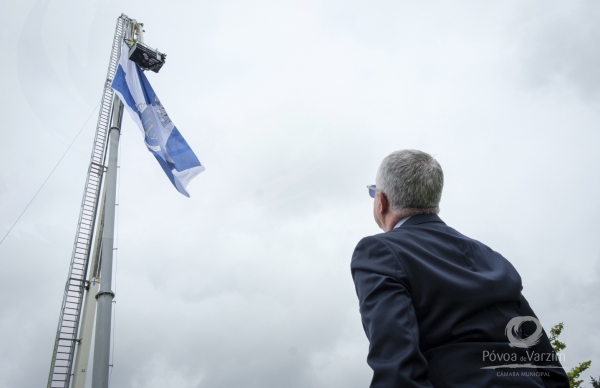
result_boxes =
[376,150,444,214]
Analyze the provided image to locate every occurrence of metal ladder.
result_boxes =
[47,14,131,388]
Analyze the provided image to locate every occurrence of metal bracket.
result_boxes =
[95,291,115,300]
[91,161,108,171]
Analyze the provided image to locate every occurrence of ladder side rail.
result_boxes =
[47,14,130,388]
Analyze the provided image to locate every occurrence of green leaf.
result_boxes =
[567,360,591,388]
[549,322,566,353]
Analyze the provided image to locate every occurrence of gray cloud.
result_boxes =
[517,0,600,100]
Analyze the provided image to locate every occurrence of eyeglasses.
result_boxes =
[367,184,377,198]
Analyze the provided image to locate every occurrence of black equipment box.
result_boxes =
[128,41,166,73]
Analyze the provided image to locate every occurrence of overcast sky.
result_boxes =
[0,0,599,387]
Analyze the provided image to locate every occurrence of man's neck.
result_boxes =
[382,211,411,232]
[382,209,432,231]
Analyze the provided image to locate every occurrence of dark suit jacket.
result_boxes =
[351,214,568,388]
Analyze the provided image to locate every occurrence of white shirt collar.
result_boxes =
[393,216,411,229]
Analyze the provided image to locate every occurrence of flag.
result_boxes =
[111,41,205,197]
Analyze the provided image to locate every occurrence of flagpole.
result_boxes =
[91,95,123,388]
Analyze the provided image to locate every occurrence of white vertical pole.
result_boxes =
[71,280,100,387]
[91,97,122,388]
[72,187,106,388]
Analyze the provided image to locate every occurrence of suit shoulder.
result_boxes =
[353,233,391,254]
[352,234,398,269]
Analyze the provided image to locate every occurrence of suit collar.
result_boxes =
[401,213,445,226]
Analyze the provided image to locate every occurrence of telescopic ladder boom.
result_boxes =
[47,14,132,388]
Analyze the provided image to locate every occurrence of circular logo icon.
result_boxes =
[505,316,543,348]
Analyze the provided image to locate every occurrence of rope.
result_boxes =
[0,100,101,246]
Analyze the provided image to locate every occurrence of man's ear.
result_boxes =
[379,192,389,215]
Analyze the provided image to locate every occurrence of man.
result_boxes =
[351,150,568,387]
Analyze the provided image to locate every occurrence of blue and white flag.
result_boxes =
[111,42,205,197]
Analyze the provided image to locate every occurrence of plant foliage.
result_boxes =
[548,323,592,388]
